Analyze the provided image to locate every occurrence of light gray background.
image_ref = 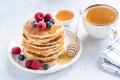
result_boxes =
[0,0,120,80]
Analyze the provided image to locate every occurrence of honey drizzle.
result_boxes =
[59,51,73,65]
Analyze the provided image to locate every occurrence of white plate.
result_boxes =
[8,28,82,74]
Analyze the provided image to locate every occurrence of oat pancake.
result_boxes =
[22,18,65,66]
[22,40,64,56]
[22,39,64,50]
[24,48,64,62]
[41,56,62,66]
[23,18,64,38]
[41,59,59,66]
[23,32,64,45]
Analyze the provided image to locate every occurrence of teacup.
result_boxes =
[82,4,119,39]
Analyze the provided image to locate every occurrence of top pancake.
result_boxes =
[23,18,64,39]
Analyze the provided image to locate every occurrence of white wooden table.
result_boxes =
[0,0,120,80]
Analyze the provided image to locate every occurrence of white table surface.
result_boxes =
[1,0,120,80]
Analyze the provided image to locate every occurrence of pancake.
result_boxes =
[23,33,64,45]
[23,48,65,62]
[41,55,63,66]
[41,59,59,66]
[23,18,64,38]
[22,40,64,49]
[22,40,64,56]
[22,18,65,66]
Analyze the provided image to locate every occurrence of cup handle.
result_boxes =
[110,27,119,40]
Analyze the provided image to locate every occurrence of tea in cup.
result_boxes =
[82,4,118,39]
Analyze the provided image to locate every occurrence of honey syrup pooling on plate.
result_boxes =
[85,6,118,25]
[59,51,73,65]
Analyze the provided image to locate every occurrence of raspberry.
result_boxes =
[37,21,46,30]
[31,60,41,70]
[25,60,33,69]
[34,12,44,21]
[44,13,52,22]
[11,47,21,55]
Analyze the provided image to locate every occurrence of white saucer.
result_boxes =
[8,28,82,74]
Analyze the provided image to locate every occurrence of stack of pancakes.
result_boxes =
[22,18,65,66]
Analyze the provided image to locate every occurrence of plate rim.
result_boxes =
[8,28,82,74]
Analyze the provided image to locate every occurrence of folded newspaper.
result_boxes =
[100,38,120,74]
